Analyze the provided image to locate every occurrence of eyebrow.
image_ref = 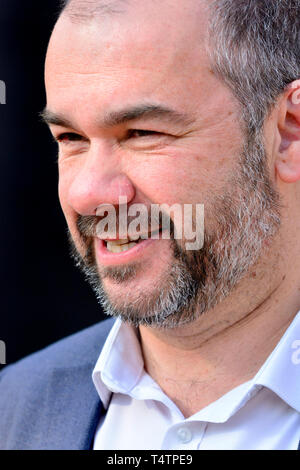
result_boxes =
[40,104,193,130]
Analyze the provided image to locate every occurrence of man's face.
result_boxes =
[45,1,280,328]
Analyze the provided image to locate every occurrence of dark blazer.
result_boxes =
[0,318,114,450]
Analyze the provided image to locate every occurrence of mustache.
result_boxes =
[76,209,175,239]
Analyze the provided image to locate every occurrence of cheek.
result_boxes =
[122,148,225,206]
[58,167,79,238]
[58,170,70,217]
[132,163,185,203]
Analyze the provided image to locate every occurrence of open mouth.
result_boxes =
[104,228,162,253]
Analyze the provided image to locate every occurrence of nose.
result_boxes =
[67,142,136,215]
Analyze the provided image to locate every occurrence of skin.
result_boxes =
[45,0,300,417]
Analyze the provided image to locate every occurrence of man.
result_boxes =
[0,0,300,450]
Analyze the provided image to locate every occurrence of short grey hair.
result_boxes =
[209,0,300,135]
[59,0,300,133]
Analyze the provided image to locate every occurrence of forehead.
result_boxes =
[45,1,225,122]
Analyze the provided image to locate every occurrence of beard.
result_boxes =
[68,128,281,329]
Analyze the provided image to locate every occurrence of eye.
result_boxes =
[55,132,84,144]
[127,129,162,139]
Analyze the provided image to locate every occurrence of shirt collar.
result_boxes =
[92,318,144,408]
[253,309,300,413]
[92,311,300,415]
[189,310,300,423]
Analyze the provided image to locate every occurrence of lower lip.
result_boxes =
[95,237,157,266]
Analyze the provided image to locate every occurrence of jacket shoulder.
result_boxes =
[1,317,115,377]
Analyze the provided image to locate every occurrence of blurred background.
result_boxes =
[0,0,105,369]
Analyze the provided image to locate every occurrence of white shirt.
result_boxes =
[92,312,300,450]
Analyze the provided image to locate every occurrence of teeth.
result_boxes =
[128,234,140,241]
[106,242,138,253]
[106,239,130,246]
[104,235,141,246]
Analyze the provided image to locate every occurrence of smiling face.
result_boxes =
[44,0,281,328]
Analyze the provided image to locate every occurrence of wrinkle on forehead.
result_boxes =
[64,0,129,23]
[63,0,208,23]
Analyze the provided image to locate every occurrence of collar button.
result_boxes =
[177,427,192,444]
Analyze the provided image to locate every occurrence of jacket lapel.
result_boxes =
[36,363,104,450]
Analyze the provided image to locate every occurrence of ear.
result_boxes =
[276,80,300,183]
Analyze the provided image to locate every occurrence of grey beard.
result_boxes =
[68,129,281,329]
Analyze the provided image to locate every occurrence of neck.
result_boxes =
[139,269,300,417]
